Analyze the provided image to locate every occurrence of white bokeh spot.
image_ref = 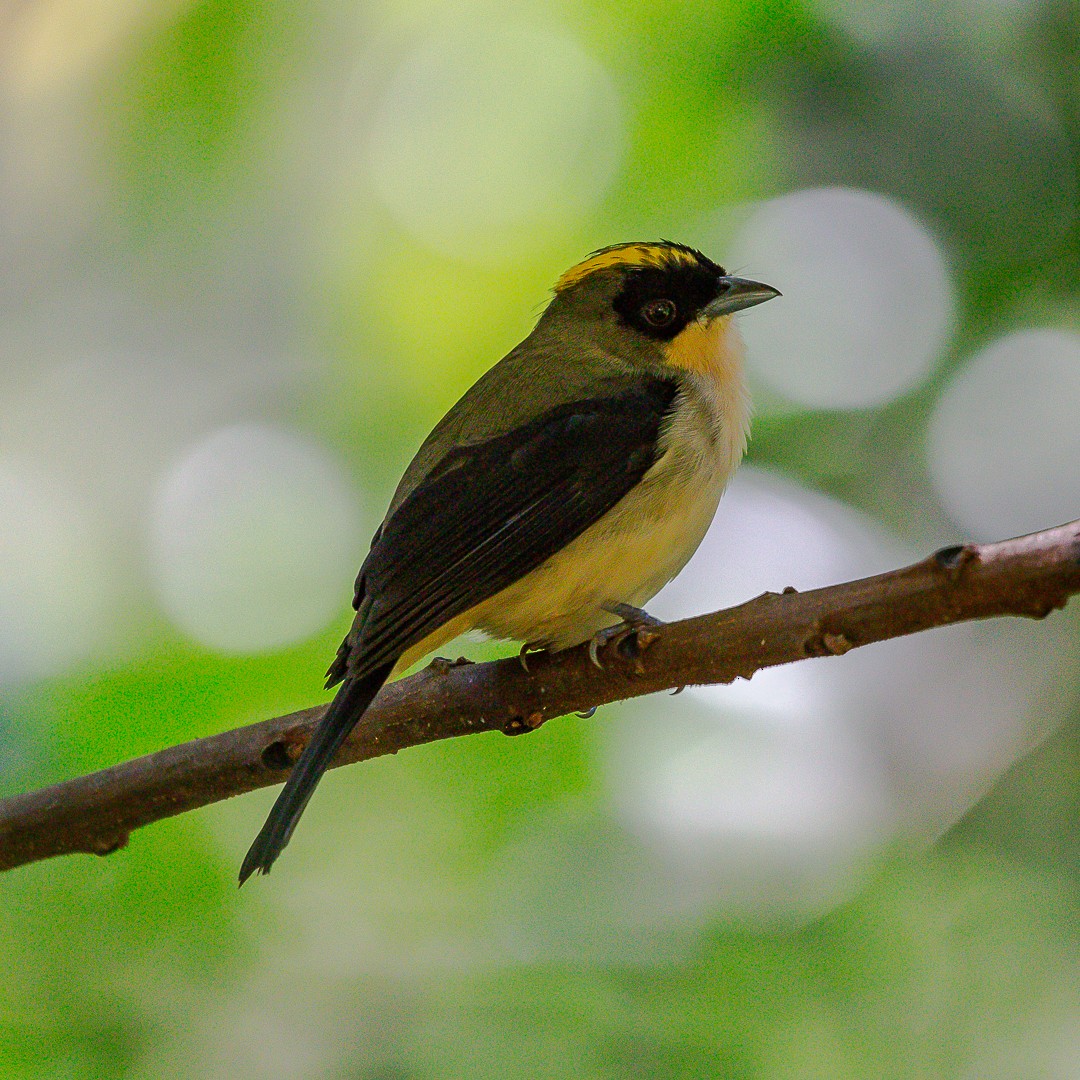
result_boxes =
[600,469,1073,920]
[729,186,954,409]
[928,328,1080,538]
[0,459,119,685]
[149,424,366,654]
[366,23,624,260]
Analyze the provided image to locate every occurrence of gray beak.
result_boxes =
[702,276,781,320]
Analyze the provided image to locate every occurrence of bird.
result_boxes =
[239,240,779,884]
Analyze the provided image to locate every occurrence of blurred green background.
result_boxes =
[1,0,1079,1076]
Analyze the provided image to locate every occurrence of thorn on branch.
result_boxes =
[502,711,546,736]
[427,656,474,675]
[803,625,855,657]
[1028,594,1068,619]
[261,740,298,771]
[934,544,978,575]
[90,833,129,856]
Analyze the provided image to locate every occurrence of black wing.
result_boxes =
[240,374,679,883]
[327,376,679,684]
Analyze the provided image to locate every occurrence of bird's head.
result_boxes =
[541,240,779,377]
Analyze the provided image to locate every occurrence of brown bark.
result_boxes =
[2,520,1079,874]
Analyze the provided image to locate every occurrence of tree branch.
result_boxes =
[3,520,1079,874]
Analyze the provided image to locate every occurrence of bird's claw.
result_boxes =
[588,605,664,672]
[588,629,617,669]
[518,641,544,673]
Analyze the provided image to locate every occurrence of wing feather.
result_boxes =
[327,377,679,684]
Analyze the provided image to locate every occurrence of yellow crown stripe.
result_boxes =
[554,243,700,292]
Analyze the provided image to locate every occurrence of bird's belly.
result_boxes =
[474,462,726,650]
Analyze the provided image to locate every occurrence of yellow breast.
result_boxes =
[471,318,750,650]
[394,316,751,665]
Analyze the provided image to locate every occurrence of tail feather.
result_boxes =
[238,661,395,885]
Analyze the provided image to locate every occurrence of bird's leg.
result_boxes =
[588,603,665,671]
[605,602,663,626]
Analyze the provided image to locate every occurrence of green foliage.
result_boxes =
[2,0,1078,1075]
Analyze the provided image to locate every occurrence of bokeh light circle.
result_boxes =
[149,424,366,654]
[366,23,624,260]
[729,186,954,409]
[607,471,900,916]
[0,459,117,685]
[600,468,1070,920]
[928,329,1080,538]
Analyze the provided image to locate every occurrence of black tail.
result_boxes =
[238,661,395,885]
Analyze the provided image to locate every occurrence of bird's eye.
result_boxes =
[640,298,677,327]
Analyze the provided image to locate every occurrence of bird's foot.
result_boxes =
[588,604,664,673]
